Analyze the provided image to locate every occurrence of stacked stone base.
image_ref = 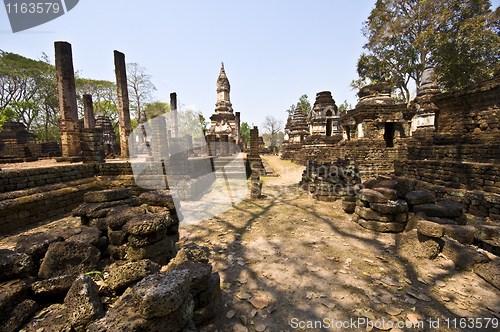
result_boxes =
[80,128,105,163]
[351,188,409,233]
[73,189,182,266]
[344,176,468,233]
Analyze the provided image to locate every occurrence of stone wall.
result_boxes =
[432,74,500,137]
[0,164,97,192]
[0,157,218,234]
[396,73,500,197]
[293,139,410,180]
[0,179,101,234]
[395,160,500,194]
[407,177,500,221]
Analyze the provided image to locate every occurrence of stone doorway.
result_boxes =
[384,122,395,147]
[326,109,332,137]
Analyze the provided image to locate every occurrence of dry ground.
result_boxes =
[183,155,500,332]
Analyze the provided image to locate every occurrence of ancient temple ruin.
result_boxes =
[309,91,341,137]
[280,103,308,160]
[208,63,241,150]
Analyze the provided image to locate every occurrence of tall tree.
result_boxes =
[355,0,500,101]
[126,63,156,120]
[286,104,295,115]
[0,51,58,138]
[177,107,205,138]
[432,0,500,89]
[240,121,250,144]
[262,115,283,148]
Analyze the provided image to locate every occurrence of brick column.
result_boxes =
[55,41,81,158]
[114,50,132,158]
[248,126,263,197]
[83,94,96,129]
[170,92,178,138]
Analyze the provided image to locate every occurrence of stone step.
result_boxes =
[213,166,246,172]
[215,171,247,179]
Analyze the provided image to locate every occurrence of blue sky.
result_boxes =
[1,0,499,129]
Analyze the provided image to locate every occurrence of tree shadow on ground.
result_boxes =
[183,179,500,332]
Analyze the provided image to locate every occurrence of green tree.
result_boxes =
[298,94,311,115]
[3,100,39,131]
[432,0,500,89]
[240,121,250,144]
[286,104,295,115]
[338,100,352,113]
[144,101,169,119]
[198,113,209,132]
[178,107,204,138]
[0,107,17,130]
[75,78,118,121]
[356,0,500,101]
[0,51,60,140]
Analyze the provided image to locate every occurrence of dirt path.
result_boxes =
[182,155,500,332]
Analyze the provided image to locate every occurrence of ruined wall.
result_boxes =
[0,157,218,234]
[293,138,411,180]
[395,160,500,194]
[396,73,500,195]
[433,74,500,137]
[0,165,96,192]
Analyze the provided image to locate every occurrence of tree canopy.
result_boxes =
[286,94,311,116]
[126,63,156,120]
[0,51,59,140]
[262,115,283,149]
[355,0,500,102]
[75,78,118,122]
[143,101,169,120]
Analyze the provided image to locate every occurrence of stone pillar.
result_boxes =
[169,137,188,175]
[235,112,241,145]
[83,94,96,129]
[80,128,104,163]
[150,116,168,160]
[114,50,132,158]
[249,126,262,198]
[412,66,441,136]
[55,41,81,158]
[170,92,178,138]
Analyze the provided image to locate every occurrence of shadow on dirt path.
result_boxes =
[181,155,500,332]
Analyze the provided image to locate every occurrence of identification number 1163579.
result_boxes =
[5,2,60,14]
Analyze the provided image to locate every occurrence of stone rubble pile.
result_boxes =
[344,176,469,233]
[73,188,182,265]
[300,158,362,202]
[341,176,500,291]
[0,188,220,332]
[88,244,221,332]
